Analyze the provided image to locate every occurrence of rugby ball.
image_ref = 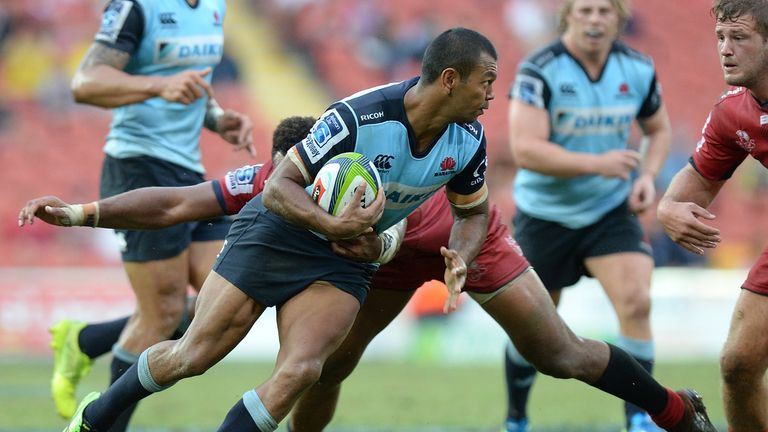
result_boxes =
[310,152,382,216]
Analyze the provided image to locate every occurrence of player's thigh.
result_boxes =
[585,252,653,306]
[123,249,191,319]
[276,282,362,363]
[482,269,577,358]
[188,239,225,291]
[176,270,265,366]
[342,287,415,353]
[722,289,768,371]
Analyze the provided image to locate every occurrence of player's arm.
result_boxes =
[263,150,385,240]
[19,182,223,229]
[330,219,408,264]
[657,164,723,255]
[71,1,213,108]
[442,185,489,313]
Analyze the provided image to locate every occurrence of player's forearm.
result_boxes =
[660,165,722,209]
[513,138,602,177]
[638,125,671,180]
[71,65,163,108]
[96,188,192,229]
[448,202,488,265]
[263,179,336,235]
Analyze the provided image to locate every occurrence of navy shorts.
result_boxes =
[100,155,231,262]
[213,194,378,307]
[513,201,651,291]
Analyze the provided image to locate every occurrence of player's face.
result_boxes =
[563,0,620,58]
[716,14,768,90]
[451,53,497,123]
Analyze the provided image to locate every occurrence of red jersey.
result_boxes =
[212,163,529,293]
[692,87,768,181]
[692,87,768,294]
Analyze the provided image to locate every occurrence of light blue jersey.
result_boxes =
[94,0,226,174]
[510,40,662,228]
[292,77,488,233]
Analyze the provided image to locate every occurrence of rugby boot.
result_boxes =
[50,320,92,418]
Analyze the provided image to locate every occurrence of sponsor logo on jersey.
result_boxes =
[154,35,224,66]
[225,165,260,195]
[553,106,634,136]
[514,74,545,108]
[373,154,394,170]
[383,183,438,210]
[434,157,457,177]
[736,129,755,152]
[213,10,222,26]
[761,115,768,126]
[304,109,350,164]
[360,111,384,122]
[159,12,177,25]
[617,82,631,97]
[560,83,577,96]
[471,156,487,186]
[95,0,133,44]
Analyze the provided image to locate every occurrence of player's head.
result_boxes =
[272,116,316,165]
[420,28,498,123]
[559,0,629,55]
[712,0,768,88]
[421,27,497,85]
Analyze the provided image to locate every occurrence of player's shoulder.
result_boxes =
[715,86,749,106]
[611,41,654,66]
[455,120,484,143]
[521,40,568,69]
[338,78,416,126]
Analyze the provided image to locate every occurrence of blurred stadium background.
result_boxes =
[0,0,763,430]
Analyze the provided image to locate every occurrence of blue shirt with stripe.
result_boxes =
[293,77,488,233]
[510,40,662,228]
[94,0,226,174]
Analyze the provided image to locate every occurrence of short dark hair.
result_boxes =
[272,116,316,160]
[420,27,497,84]
[712,0,768,39]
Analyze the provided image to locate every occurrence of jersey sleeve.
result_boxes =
[94,0,144,55]
[446,137,487,196]
[211,164,264,215]
[637,73,663,119]
[690,108,748,181]
[288,103,359,183]
[508,65,551,110]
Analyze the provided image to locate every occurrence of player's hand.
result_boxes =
[217,110,255,157]
[329,185,385,240]
[657,200,720,255]
[331,228,381,262]
[629,173,656,213]
[158,67,213,105]
[596,150,641,180]
[441,246,466,313]
[18,196,75,227]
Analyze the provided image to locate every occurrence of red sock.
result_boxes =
[650,388,685,429]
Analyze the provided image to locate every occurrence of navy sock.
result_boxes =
[592,344,667,415]
[106,356,139,432]
[83,363,152,432]
[218,398,263,432]
[217,390,277,432]
[624,357,654,425]
[504,342,536,421]
[78,317,129,359]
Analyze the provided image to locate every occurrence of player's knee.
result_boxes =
[277,359,325,391]
[721,349,763,385]
[617,289,651,323]
[172,342,216,377]
[318,356,359,386]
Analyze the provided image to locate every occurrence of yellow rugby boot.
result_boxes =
[50,320,92,419]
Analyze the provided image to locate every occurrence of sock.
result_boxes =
[217,390,278,432]
[649,388,685,430]
[504,341,536,421]
[106,348,140,432]
[82,362,152,432]
[615,335,655,426]
[592,344,669,417]
[78,317,129,359]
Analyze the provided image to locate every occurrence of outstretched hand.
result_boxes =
[441,246,467,313]
[19,196,76,227]
[657,200,720,255]
[217,110,255,157]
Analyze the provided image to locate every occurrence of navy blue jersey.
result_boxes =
[288,78,488,232]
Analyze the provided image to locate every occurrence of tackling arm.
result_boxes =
[657,164,724,255]
[19,182,222,229]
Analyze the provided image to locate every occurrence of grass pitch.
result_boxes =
[0,357,724,431]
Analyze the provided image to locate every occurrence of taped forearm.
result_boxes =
[55,202,100,227]
[204,98,224,132]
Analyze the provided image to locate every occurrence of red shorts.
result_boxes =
[371,226,530,294]
[743,247,768,296]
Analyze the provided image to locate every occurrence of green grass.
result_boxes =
[0,357,724,431]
